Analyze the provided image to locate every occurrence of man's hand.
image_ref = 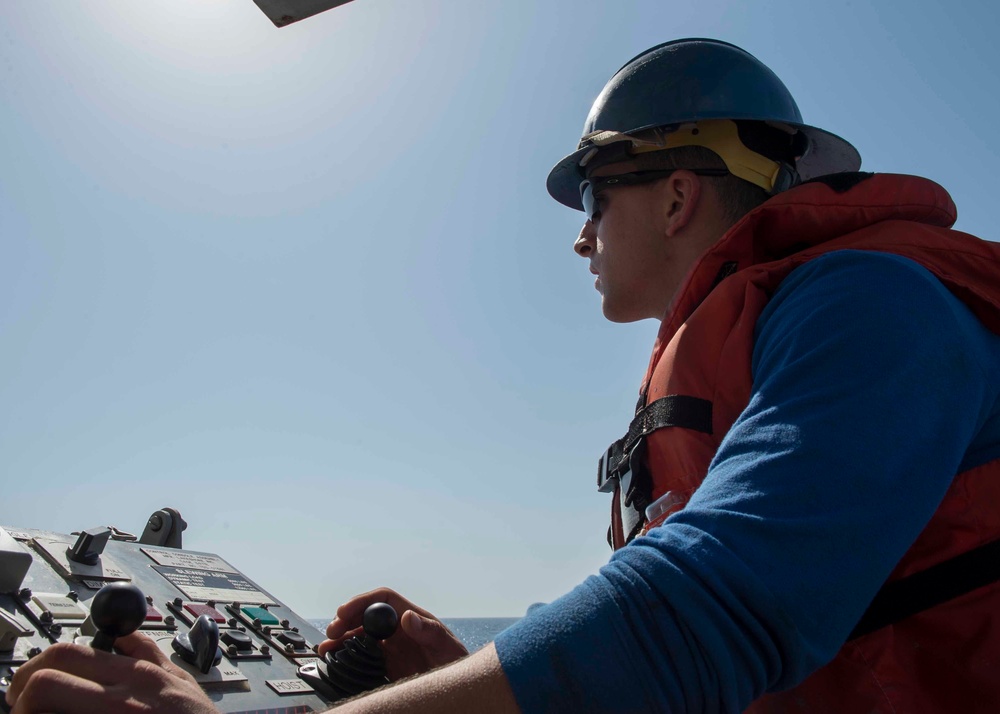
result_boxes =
[320,587,469,681]
[6,633,218,714]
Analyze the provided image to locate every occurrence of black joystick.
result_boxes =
[297,602,399,701]
[172,614,222,674]
[362,603,399,640]
[89,583,147,652]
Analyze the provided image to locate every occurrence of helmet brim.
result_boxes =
[546,122,861,211]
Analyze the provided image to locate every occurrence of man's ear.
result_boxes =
[662,170,703,238]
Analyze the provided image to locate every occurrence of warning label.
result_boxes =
[153,566,275,605]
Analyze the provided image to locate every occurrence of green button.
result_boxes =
[242,606,279,626]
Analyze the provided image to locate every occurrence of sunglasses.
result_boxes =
[580,168,730,222]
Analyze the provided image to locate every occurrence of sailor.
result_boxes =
[8,38,1000,714]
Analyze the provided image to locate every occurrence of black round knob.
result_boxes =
[221,629,254,652]
[362,603,398,641]
[91,583,147,638]
[277,630,307,649]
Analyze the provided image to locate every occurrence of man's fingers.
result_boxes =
[112,632,200,685]
[13,636,169,687]
[8,641,218,714]
[326,618,362,641]
[399,610,435,642]
[9,644,119,699]
[9,664,105,713]
[399,610,468,657]
[319,625,363,656]
[329,587,438,640]
[112,632,170,665]
[8,637,195,707]
[332,587,399,627]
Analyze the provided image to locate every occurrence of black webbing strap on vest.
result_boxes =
[848,536,1000,640]
[599,395,713,546]
[598,395,713,494]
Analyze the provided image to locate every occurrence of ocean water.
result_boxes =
[308,617,520,651]
[440,618,521,651]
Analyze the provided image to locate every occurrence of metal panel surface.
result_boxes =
[0,524,333,714]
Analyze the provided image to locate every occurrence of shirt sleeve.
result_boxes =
[494,250,998,713]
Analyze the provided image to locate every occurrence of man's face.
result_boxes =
[573,163,700,323]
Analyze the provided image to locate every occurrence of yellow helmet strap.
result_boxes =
[582,119,800,194]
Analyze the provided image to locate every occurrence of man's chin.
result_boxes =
[602,300,653,324]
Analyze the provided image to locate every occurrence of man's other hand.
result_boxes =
[320,587,469,681]
[7,633,218,714]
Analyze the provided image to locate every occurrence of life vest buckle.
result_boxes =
[598,437,650,510]
[596,444,620,493]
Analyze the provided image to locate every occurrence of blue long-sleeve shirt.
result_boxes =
[495,250,1000,713]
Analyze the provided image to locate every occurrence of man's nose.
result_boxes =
[574,221,596,257]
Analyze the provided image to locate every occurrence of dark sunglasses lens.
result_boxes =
[581,182,599,221]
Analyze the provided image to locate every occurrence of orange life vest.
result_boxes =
[601,173,1000,712]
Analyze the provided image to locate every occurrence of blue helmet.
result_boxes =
[547,38,861,210]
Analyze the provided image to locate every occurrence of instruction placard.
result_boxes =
[153,566,275,605]
[141,548,238,574]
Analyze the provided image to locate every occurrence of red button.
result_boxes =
[183,603,226,623]
[144,605,164,622]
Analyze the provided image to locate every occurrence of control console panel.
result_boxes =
[0,512,336,713]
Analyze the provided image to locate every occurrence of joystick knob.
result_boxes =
[297,603,399,702]
[89,583,147,652]
[172,614,222,674]
[363,602,398,641]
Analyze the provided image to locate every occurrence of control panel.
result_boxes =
[0,509,362,714]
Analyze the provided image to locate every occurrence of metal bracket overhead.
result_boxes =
[138,508,188,549]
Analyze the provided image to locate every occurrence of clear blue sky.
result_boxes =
[2,0,998,618]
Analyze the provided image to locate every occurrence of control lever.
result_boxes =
[297,602,398,701]
[89,583,147,652]
[67,527,111,566]
[172,615,222,674]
